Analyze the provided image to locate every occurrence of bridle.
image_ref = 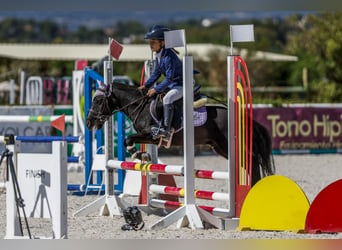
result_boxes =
[88,83,149,126]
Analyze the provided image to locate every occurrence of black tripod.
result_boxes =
[0,147,32,239]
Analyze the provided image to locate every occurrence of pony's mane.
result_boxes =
[111,81,149,96]
[112,81,138,91]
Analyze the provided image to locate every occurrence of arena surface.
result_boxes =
[0,153,341,239]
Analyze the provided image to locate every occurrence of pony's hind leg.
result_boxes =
[205,127,228,159]
[211,142,228,159]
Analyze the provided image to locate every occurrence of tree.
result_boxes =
[286,12,342,102]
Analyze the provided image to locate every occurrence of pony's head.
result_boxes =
[86,81,115,130]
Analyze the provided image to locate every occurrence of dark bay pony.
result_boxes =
[86,81,275,186]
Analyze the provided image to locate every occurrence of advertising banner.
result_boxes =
[253,106,342,154]
[0,106,54,153]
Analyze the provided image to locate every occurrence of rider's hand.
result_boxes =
[138,85,145,90]
[147,88,156,97]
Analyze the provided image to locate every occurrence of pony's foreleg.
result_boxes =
[126,144,139,157]
[124,133,158,161]
[124,140,141,160]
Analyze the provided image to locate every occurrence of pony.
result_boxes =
[86,81,275,186]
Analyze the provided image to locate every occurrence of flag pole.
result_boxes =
[230,26,233,55]
[108,37,111,60]
[62,114,65,140]
[183,30,187,56]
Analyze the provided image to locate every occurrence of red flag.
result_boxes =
[110,38,123,60]
[75,59,88,70]
[51,114,65,140]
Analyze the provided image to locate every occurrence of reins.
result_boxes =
[111,95,147,115]
[111,89,149,124]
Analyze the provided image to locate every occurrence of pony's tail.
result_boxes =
[254,122,276,177]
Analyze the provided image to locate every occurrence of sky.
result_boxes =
[0,0,339,31]
[0,10,316,31]
[0,0,340,12]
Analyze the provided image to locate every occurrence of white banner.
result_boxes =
[230,24,254,43]
[164,29,186,49]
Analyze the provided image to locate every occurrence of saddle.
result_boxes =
[149,84,207,148]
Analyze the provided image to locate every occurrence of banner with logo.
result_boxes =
[253,106,342,153]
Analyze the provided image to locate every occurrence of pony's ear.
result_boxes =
[97,79,106,89]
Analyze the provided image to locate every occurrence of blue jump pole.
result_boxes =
[115,112,125,193]
[84,67,103,186]
[83,67,125,194]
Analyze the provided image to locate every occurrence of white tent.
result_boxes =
[0,43,298,62]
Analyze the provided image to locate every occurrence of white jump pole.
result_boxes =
[135,59,160,214]
[149,30,225,229]
[150,56,223,229]
[145,59,159,164]
[100,53,123,216]
[72,70,85,136]
[73,38,127,217]
[150,55,201,229]
[0,115,73,123]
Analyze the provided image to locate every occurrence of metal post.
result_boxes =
[227,56,236,218]
[151,56,209,229]
[104,60,114,196]
[144,59,158,165]
[183,56,195,206]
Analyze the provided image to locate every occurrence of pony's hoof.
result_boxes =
[141,152,151,162]
[131,151,151,162]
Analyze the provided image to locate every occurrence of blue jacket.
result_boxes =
[144,48,183,93]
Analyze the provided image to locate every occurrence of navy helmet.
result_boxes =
[144,25,170,40]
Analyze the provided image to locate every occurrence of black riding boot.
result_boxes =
[151,104,174,140]
[161,104,174,140]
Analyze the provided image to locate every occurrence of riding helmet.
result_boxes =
[144,25,170,40]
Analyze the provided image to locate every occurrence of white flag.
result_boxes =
[230,25,254,43]
[164,29,186,49]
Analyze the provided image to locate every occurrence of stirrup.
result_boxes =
[159,128,171,139]
[151,126,163,140]
[158,128,174,149]
[151,126,171,139]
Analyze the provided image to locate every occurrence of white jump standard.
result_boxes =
[2,135,68,239]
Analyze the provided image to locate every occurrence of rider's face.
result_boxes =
[149,39,163,52]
